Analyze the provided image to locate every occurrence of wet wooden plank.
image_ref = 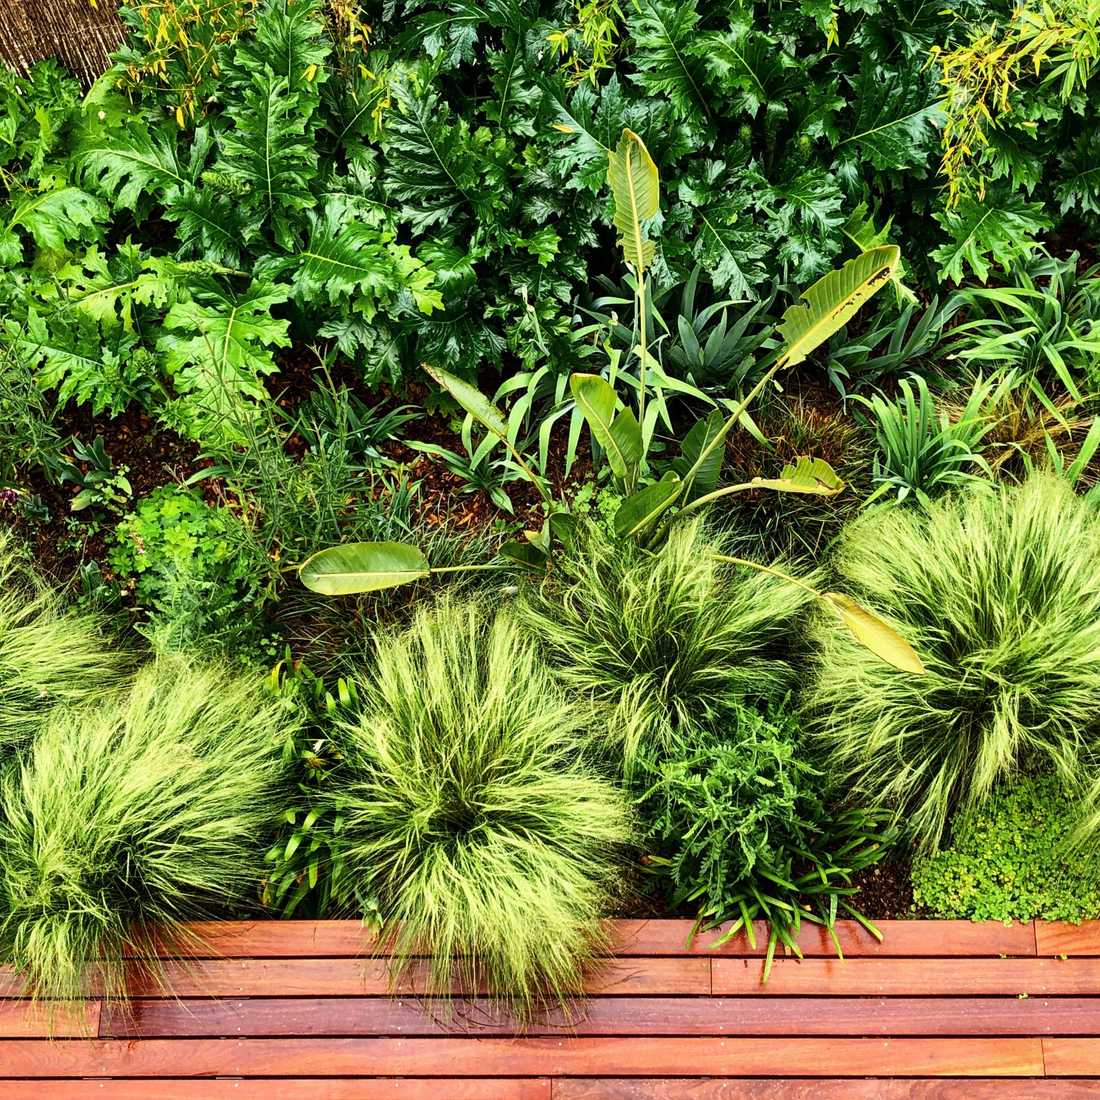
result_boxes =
[142,920,1037,960]
[556,1082,1100,1099]
[712,957,1100,996]
[97,995,1100,1038]
[0,1000,99,1038]
[0,1037,1045,1077]
[611,920,1036,959]
[0,1082,551,1099]
[0,956,711,1000]
[1035,923,1100,957]
[1042,1038,1100,1075]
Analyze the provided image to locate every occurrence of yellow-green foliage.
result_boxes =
[913,773,1100,921]
[335,599,632,1017]
[810,474,1100,849]
[0,658,296,1002]
[0,528,124,752]
[522,517,817,769]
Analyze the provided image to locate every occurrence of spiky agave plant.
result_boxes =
[0,529,125,752]
[809,473,1100,849]
[0,658,296,1002]
[521,516,817,770]
[334,598,632,1017]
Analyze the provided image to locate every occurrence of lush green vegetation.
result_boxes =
[0,0,1099,1014]
[332,599,630,1015]
[912,774,1100,922]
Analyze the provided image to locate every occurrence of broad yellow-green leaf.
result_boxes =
[824,592,926,674]
[777,246,901,368]
[299,542,430,595]
[614,473,682,539]
[499,540,548,573]
[570,373,643,479]
[750,456,845,496]
[423,363,508,440]
[607,128,658,274]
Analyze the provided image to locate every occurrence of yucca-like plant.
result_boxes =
[522,517,816,769]
[0,659,295,1002]
[335,599,631,1016]
[809,474,1100,849]
[0,529,124,752]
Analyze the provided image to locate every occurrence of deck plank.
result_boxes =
[0,956,711,999]
[1035,923,1100,957]
[96,995,1100,1038]
[712,956,1100,995]
[556,1082,1100,1099]
[0,1037,1045,1077]
[0,1000,99,1038]
[150,920,1037,959]
[0,1082,551,1099]
[1042,1038,1100,1075]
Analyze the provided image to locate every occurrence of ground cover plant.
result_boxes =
[0,0,1099,1015]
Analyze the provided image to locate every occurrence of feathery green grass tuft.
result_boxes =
[0,659,296,1002]
[522,517,816,768]
[0,528,125,753]
[809,474,1100,849]
[335,599,632,1016]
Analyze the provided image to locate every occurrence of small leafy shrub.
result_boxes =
[522,517,815,767]
[110,486,265,658]
[809,473,1100,849]
[0,659,296,1001]
[913,773,1100,922]
[0,529,123,753]
[333,599,631,1015]
[636,700,890,972]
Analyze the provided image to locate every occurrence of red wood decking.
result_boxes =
[1,919,1098,1095]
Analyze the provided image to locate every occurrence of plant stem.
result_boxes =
[710,553,823,600]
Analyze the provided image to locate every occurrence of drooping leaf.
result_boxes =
[299,542,430,595]
[750,456,845,495]
[823,592,926,675]
[673,409,726,501]
[607,128,659,275]
[777,245,901,368]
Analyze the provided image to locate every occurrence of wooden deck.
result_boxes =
[1,919,1098,1096]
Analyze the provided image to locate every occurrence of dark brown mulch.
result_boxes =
[848,859,915,920]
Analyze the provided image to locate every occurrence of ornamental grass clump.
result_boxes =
[522,517,816,769]
[0,529,124,752]
[809,473,1100,849]
[335,599,631,1017]
[0,660,295,1002]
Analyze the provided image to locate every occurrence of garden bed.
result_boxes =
[1,918,1099,1094]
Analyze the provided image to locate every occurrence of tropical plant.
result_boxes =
[522,516,815,767]
[0,658,296,1001]
[941,251,1100,398]
[636,700,891,976]
[331,599,631,1015]
[0,530,125,754]
[809,473,1100,849]
[856,373,1000,505]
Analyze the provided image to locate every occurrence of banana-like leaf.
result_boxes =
[500,539,548,573]
[570,373,643,479]
[750,456,845,496]
[824,592,926,674]
[673,409,726,501]
[777,246,901,368]
[424,363,508,441]
[614,473,682,539]
[608,128,658,275]
[299,542,430,595]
